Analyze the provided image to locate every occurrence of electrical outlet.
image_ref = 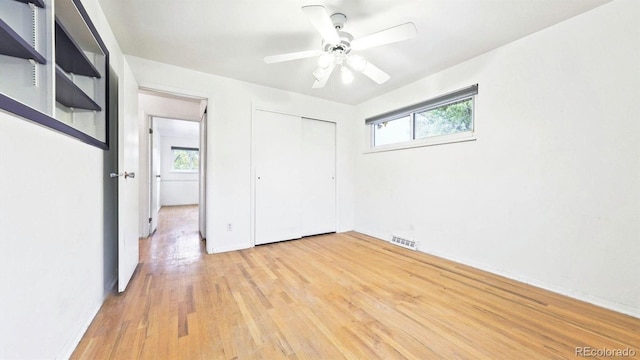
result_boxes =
[227,223,232,231]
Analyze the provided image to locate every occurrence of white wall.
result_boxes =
[354,0,640,318]
[0,114,106,360]
[0,0,137,358]
[160,135,200,206]
[126,55,357,254]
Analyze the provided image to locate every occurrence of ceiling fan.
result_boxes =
[264,5,417,89]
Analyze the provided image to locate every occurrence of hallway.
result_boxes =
[144,205,203,266]
[72,205,204,359]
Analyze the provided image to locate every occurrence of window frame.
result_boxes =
[171,146,200,173]
[366,84,478,153]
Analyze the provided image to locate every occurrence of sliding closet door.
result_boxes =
[254,110,302,245]
[301,119,336,236]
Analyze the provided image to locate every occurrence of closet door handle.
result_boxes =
[125,172,136,179]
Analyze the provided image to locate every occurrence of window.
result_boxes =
[171,147,199,172]
[366,84,478,149]
[373,115,412,146]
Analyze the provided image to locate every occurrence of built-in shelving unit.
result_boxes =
[55,66,101,111]
[55,20,100,78]
[0,0,109,148]
[0,18,46,64]
[14,0,45,8]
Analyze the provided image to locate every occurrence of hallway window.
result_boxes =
[172,147,199,172]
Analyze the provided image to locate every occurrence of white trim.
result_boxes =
[138,85,208,101]
[135,83,210,244]
[57,302,102,359]
[365,131,476,154]
[209,242,252,254]
[56,275,115,360]
[169,170,199,174]
[428,247,640,319]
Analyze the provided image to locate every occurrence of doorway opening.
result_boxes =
[138,89,208,256]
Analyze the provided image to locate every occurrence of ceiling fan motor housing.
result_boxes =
[330,13,347,30]
[323,30,353,55]
[320,13,352,55]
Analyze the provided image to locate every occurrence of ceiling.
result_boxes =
[97,0,611,105]
[154,117,200,139]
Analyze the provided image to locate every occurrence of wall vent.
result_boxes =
[391,235,418,250]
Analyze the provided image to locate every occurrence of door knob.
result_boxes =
[111,172,135,179]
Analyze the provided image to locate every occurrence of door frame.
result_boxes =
[199,110,207,240]
[148,116,160,235]
[137,86,209,244]
[148,114,203,235]
[117,61,140,293]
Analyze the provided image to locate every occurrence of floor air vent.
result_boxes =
[391,235,418,250]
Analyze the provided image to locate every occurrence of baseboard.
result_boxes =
[503,273,640,319]
[437,251,640,319]
[56,301,103,360]
[56,276,117,359]
[208,242,251,254]
[356,229,640,320]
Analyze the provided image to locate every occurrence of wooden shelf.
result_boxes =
[55,19,101,78]
[13,0,45,8]
[0,18,46,64]
[55,66,101,111]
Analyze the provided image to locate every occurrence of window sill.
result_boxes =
[364,132,476,154]
[170,170,199,174]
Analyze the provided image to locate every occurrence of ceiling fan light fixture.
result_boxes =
[340,65,354,84]
[318,53,335,69]
[347,55,367,72]
[267,6,411,89]
[313,66,332,81]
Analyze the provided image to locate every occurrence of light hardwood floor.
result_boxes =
[72,205,639,359]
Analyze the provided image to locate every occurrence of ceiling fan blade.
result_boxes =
[264,49,324,64]
[312,63,336,89]
[361,61,390,84]
[351,22,417,51]
[301,5,340,44]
